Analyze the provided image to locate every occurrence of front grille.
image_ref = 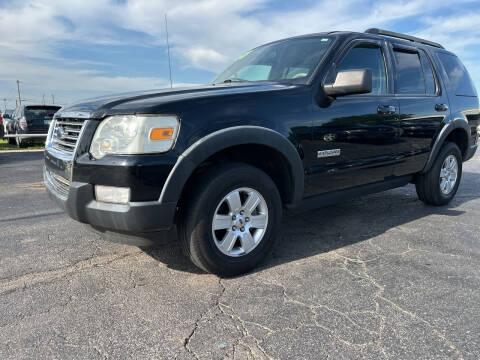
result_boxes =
[45,168,70,199]
[52,117,86,154]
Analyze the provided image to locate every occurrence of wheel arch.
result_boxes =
[423,117,471,173]
[159,126,305,207]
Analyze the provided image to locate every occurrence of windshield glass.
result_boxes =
[213,36,334,84]
[24,106,61,120]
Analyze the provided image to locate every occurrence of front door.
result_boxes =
[307,39,399,196]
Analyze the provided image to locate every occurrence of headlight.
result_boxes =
[90,115,179,159]
[46,118,56,145]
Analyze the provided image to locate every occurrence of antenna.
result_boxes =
[165,13,173,89]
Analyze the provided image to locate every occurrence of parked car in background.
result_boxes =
[3,109,14,118]
[0,111,4,140]
[10,105,61,147]
[2,109,13,141]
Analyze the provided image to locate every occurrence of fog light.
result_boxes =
[95,185,130,204]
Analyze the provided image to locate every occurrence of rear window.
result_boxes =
[437,53,477,97]
[24,106,60,120]
[393,49,425,95]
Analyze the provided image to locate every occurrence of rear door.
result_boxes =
[389,43,450,176]
[308,39,399,196]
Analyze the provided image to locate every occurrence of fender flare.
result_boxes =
[423,117,471,173]
[159,126,305,206]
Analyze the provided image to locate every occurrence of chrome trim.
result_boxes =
[44,168,70,200]
[57,111,92,119]
[51,117,88,156]
[317,149,341,158]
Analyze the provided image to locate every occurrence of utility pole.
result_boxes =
[3,98,6,112]
[42,94,45,105]
[16,80,22,106]
[165,14,173,89]
[51,94,55,104]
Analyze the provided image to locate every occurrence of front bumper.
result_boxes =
[45,173,177,232]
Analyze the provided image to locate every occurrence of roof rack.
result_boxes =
[365,28,444,49]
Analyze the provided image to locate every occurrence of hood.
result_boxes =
[57,82,300,119]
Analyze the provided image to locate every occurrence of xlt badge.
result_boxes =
[317,149,341,158]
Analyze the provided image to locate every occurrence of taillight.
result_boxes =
[19,117,27,129]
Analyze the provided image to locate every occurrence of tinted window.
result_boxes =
[337,44,387,95]
[438,53,477,97]
[394,50,425,94]
[236,65,272,81]
[24,106,60,120]
[213,36,334,83]
[420,51,436,95]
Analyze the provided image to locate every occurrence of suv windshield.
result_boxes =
[24,106,61,120]
[213,36,334,84]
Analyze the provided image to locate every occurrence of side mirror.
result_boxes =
[323,69,372,97]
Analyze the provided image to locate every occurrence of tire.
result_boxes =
[15,130,28,148]
[7,131,15,145]
[177,163,282,276]
[415,142,462,206]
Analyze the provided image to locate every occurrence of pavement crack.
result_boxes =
[378,296,463,359]
[334,251,464,359]
[182,277,226,360]
[0,250,143,295]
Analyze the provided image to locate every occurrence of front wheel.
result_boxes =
[178,163,282,276]
[416,142,462,206]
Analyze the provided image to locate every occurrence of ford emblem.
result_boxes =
[56,127,65,140]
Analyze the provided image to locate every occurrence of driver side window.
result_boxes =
[337,44,387,95]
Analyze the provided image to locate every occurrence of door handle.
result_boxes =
[377,105,397,115]
[435,103,449,112]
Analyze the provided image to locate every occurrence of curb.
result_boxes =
[0,149,44,153]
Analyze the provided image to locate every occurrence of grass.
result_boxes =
[0,138,45,151]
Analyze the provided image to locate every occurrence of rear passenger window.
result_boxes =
[438,53,477,97]
[419,51,436,95]
[337,44,387,95]
[393,49,425,94]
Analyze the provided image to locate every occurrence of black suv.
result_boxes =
[44,29,479,276]
[9,105,61,147]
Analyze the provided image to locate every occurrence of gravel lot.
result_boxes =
[0,151,479,359]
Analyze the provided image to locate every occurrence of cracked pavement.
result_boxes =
[0,151,479,359]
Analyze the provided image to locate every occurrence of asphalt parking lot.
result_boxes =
[0,151,479,359]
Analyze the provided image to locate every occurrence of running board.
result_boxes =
[286,176,412,214]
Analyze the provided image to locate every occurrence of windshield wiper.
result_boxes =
[222,78,247,83]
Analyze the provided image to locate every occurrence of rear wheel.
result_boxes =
[7,130,15,144]
[416,142,462,206]
[178,163,282,276]
[15,130,28,148]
